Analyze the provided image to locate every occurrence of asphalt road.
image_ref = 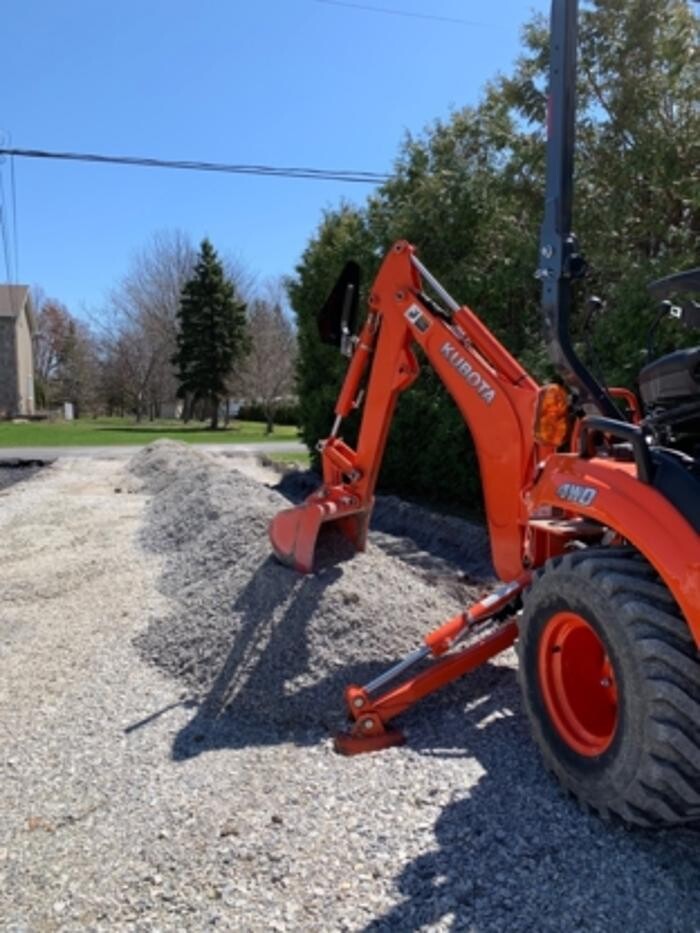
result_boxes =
[0,441,306,462]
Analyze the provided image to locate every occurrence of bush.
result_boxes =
[237,402,300,426]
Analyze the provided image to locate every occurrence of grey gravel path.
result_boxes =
[1,444,700,932]
[0,440,305,461]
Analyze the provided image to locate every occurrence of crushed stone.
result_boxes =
[129,441,490,735]
[3,444,700,931]
[276,471,494,581]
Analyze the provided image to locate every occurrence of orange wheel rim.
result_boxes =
[538,611,618,757]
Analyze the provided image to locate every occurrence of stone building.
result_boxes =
[0,285,35,417]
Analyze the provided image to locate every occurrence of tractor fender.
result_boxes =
[527,454,700,646]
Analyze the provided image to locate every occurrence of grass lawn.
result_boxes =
[0,417,301,447]
[264,451,312,468]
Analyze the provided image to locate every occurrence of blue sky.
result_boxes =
[2,0,549,318]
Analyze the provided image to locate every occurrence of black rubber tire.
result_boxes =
[518,546,700,827]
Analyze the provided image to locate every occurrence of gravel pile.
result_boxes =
[128,441,487,737]
[276,471,493,581]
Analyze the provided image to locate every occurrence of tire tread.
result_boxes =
[518,546,700,828]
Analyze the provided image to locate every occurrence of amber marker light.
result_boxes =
[534,383,569,447]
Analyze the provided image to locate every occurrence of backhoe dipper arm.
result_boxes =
[270,241,542,580]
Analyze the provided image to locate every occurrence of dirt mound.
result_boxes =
[129,441,491,735]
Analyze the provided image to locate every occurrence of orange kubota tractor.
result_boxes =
[270,0,700,827]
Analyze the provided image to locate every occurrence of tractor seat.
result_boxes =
[639,347,700,407]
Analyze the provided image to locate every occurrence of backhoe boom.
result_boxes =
[269,241,542,580]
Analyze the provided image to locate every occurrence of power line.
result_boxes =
[0,147,391,185]
[313,0,494,27]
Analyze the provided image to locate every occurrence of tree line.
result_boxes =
[290,0,699,511]
[32,232,296,431]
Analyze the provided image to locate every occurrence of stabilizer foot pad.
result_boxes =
[333,728,406,756]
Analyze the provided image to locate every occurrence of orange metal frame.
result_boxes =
[269,240,700,752]
[271,241,545,581]
[526,454,700,645]
[334,581,527,754]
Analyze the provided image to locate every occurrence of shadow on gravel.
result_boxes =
[129,447,495,760]
[172,557,342,758]
[365,670,700,933]
[0,463,45,492]
[170,598,514,760]
[170,554,429,759]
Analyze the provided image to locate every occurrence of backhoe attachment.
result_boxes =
[269,239,541,580]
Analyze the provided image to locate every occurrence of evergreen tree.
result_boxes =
[173,239,248,429]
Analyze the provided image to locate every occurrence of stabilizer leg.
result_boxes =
[334,579,527,754]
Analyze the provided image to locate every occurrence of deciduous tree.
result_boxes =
[33,294,99,414]
[104,230,196,420]
[239,290,296,433]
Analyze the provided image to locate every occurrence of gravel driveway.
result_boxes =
[1,445,700,932]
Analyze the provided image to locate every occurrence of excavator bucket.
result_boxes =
[268,501,326,574]
[269,258,373,574]
[269,492,371,573]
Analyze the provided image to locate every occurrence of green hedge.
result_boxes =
[237,402,301,426]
